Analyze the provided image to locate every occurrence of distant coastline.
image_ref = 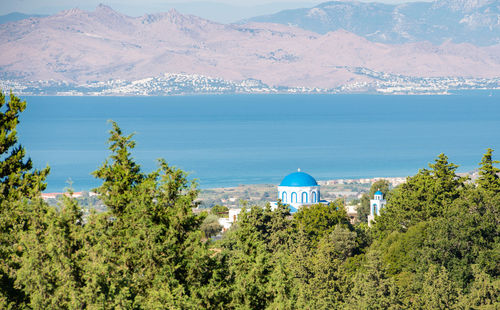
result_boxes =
[43,173,482,210]
[41,176,398,209]
[3,74,499,97]
[41,176,403,198]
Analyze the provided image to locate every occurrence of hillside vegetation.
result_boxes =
[1,92,498,309]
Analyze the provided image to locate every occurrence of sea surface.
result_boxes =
[17,93,500,192]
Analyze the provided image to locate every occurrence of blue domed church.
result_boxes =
[271,169,328,213]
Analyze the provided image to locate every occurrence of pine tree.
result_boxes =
[308,225,358,308]
[374,153,465,234]
[16,191,85,309]
[477,148,500,194]
[220,206,273,308]
[346,251,401,309]
[0,91,50,308]
[0,91,49,200]
[416,265,460,309]
[459,265,500,308]
[91,121,143,215]
[288,229,314,308]
[87,122,212,308]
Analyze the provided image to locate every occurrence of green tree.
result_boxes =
[477,148,500,194]
[218,203,293,309]
[223,208,273,308]
[16,191,85,309]
[375,153,466,234]
[83,122,213,308]
[0,91,50,308]
[415,265,460,309]
[293,200,351,244]
[288,229,313,308]
[91,121,143,215]
[346,250,402,309]
[266,244,295,310]
[459,265,500,308]
[306,225,358,308]
[201,214,223,238]
[0,91,50,200]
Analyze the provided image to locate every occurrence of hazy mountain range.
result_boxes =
[0,1,320,24]
[245,0,500,45]
[1,2,499,94]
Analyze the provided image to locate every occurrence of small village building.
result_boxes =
[345,204,358,224]
[229,208,242,223]
[218,208,242,231]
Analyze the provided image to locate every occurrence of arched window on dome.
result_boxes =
[301,192,308,203]
[291,192,297,203]
[282,191,287,203]
[312,191,317,203]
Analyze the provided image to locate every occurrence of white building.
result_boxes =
[229,208,242,223]
[218,208,242,231]
[368,190,386,225]
[271,169,328,213]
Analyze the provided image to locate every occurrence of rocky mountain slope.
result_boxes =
[244,0,500,46]
[1,4,499,90]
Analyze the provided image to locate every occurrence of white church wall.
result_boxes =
[278,185,320,204]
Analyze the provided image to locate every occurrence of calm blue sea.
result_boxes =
[16,93,500,192]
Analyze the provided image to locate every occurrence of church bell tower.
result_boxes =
[368,190,386,225]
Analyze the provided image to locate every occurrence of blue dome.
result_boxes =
[280,171,318,187]
[375,190,383,196]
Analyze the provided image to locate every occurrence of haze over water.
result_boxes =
[18,93,500,192]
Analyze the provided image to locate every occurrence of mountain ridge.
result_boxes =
[244,0,500,45]
[1,4,499,92]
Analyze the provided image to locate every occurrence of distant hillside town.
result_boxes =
[1,2,499,95]
[2,73,499,96]
[318,176,406,187]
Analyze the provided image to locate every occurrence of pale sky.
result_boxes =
[1,0,434,23]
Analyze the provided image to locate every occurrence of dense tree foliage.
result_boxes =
[1,92,499,309]
[374,153,467,234]
[0,92,50,308]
